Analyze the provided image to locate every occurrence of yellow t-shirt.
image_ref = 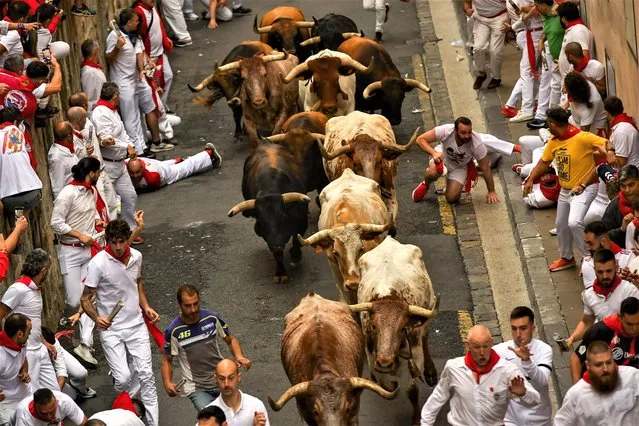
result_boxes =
[540,131,606,190]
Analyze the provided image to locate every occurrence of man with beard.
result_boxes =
[420,325,540,426]
[412,117,500,205]
[0,313,32,425]
[565,249,639,353]
[581,221,635,288]
[493,307,552,426]
[603,164,639,247]
[557,341,639,425]
[570,297,639,384]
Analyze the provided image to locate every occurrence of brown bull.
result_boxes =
[253,6,315,61]
[269,292,398,425]
[217,52,299,147]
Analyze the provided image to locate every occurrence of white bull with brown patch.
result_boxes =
[298,169,391,303]
[349,236,440,426]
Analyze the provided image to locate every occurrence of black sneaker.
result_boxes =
[140,149,156,159]
[375,31,383,42]
[205,143,223,168]
[232,6,252,16]
[174,38,193,48]
[71,4,96,16]
[527,119,548,130]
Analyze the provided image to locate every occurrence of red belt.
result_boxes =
[60,241,85,248]
[479,9,507,19]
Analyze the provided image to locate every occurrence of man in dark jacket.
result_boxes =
[602,165,639,247]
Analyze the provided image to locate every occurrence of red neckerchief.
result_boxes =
[72,129,84,140]
[464,349,500,384]
[565,18,585,30]
[15,276,38,290]
[94,99,117,111]
[105,245,131,265]
[0,121,13,130]
[602,315,637,365]
[555,124,581,141]
[68,180,110,224]
[112,391,137,414]
[619,192,634,217]
[0,330,22,352]
[611,113,638,131]
[81,59,103,70]
[611,242,622,255]
[573,56,590,72]
[54,139,75,154]
[28,400,60,423]
[592,275,622,298]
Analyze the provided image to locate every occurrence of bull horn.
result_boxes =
[188,72,216,92]
[347,302,373,313]
[295,21,317,29]
[227,97,241,107]
[363,81,383,99]
[253,16,273,34]
[268,381,311,411]
[263,52,288,63]
[300,36,321,47]
[282,61,311,83]
[341,32,362,40]
[317,141,353,160]
[404,78,432,93]
[227,199,256,217]
[217,61,241,72]
[358,221,391,234]
[407,293,441,319]
[266,134,287,143]
[349,377,400,399]
[310,133,325,144]
[341,56,375,74]
[281,192,311,203]
[297,230,332,246]
[381,127,420,153]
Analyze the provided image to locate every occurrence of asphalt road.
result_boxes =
[74,1,473,425]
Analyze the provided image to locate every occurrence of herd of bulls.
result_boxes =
[189,6,440,425]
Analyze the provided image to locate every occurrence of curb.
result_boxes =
[415,0,503,343]
[442,0,573,402]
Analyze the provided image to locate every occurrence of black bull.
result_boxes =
[227,145,310,283]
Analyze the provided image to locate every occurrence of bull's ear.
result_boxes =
[311,238,333,253]
[338,66,357,76]
[381,148,403,160]
[361,230,384,241]
[297,70,314,81]
[404,83,417,93]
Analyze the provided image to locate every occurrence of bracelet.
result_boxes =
[19,23,24,31]
[580,183,587,189]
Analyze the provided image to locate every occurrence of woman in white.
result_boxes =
[564,71,608,136]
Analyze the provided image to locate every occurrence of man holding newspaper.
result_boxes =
[81,219,161,426]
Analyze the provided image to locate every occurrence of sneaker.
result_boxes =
[131,236,144,245]
[71,4,96,16]
[549,257,576,272]
[412,181,429,202]
[232,6,252,15]
[511,163,523,174]
[76,386,97,399]
[202,11,210,20]
[473,74,487,90]
[150,141,175,152]
[487,78,502,89]
[174,38,193,48]
[375,31,383,42]
[501,105,519,118]
[73,344,98,366]
[184,12,200,21]
[549,227,557,236]
[384,3,390,23]
[139,149,156,159]
[527,118,548,130]
[205,143,223,168]
[510,111,534,123]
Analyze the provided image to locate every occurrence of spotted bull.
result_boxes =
[268,292,398,425]
[227,144,310,283]
[253,6,315,61]
[298,169,390,303]
[338,37,431,125]
[349,237,440,426]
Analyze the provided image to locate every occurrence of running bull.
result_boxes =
[253,6,316,61]
[301,13,362,51]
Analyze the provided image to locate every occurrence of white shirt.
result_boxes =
[139,7,164,58]
[13,391,85,426]
[0,279,42,350]
[582,281,639,319]
[559,24,594,78]
[204,392,270,426]
[0,125,42,199]
[92,104,132,161]
[473,0,507,18]
[0,30,23,68]
[493,339,553,426]
[106,30,143,87]
[435,124,488,169]
[611,121,639,167]
[51,184,100,244]
[84,248,145,331]
[80,65,107,113]
[582,250,636,288]
[554,366,639,426]
[420,356,541,426]
[0,21,9,36]
[89,409,145,425]
[47,143,79,200]
[569,58,605,83]
[569,80,607,130]
[0,344,31,405]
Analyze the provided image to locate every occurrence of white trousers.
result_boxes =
[104,161,138,231]
[158,0,191,42]
[156,54,174,107]
[535,49,562,120]
[505,30,543,113]
[556,185,598,259]
[27,345,60,392]
[162,151,212,185]
[519,135,545,164]
[97,172,119,221]
[59,346,89,399]
[466,15,475,46]
[363,0,387,33]
[473,13,509,79]
[118,81,156,154]
[480,133,514,167]
[101,324,158,426]
[523,182,557,209]
[183,0,239,20]
[520,146,545,178]
[583,180,610,225]
[58,245,91,308]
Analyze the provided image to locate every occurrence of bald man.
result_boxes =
[565,41,605,97]
[201,359,269,426]
[125,144,221,192]
[48,121,79,199]
[420,325,540,426]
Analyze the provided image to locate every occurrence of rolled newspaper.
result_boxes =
[174,378,187,392]
[107,300,124,322]
[110,20,122,37]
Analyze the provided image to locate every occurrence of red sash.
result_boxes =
[134,2,172,55]
[526,30,539,80]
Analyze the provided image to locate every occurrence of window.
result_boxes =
[605,52,616,96]
[625,0,638,60]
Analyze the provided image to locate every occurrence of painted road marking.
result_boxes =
[457,310,473,342]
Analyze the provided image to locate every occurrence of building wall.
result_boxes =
[584,0,639,117]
